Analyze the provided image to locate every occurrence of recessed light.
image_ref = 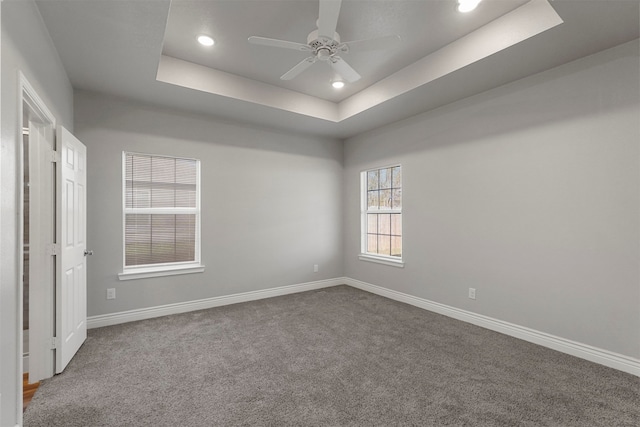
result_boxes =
[457,0,482,13]
[332,81,345,89]
[197,35,215,46]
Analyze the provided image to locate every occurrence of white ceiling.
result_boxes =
[162,0,529,102]
[36,0,639,139]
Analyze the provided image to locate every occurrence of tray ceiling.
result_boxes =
[36,0,640,138]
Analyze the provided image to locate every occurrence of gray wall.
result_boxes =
[73,91,344,317]
[344,40,640,359]
[1,1,74,425]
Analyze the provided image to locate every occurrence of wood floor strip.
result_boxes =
[23,373,40,412]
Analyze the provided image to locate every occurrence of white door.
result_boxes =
[55,126,88,373]
[27,119,55,382]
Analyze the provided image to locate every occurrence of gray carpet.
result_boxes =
[24,286,639,426]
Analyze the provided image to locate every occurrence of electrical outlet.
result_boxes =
[468,288,476,300]
[106,288,116,300]
[313,264,319,273]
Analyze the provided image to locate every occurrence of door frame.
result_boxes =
[17,72,57,420]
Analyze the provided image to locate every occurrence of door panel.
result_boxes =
[27,120,54,382]
[56,126,87,373]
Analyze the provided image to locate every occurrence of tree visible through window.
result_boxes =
[123,153,200,269]
[362,165,402,259]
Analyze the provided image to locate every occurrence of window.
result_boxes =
[360,165,403,267]
[118,152,204,280]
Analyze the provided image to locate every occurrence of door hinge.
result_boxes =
[47,244,60,256]
[51,337,59,350]
[50,150,61,163]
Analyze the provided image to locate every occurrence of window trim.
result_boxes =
[118,263,205,281]
[358,253,405,268]
[119,151,204,280]
[360,164,404,267]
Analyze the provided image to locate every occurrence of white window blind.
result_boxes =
[123,153,200,269]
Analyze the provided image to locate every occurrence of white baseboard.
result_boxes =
[88,278,343,329]
[87,276,639,377]
[343,277,640,377]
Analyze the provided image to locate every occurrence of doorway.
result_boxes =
[22,115,29,372]
[21,117,40,411]
[19,75,57,412]
[18,75,89,419]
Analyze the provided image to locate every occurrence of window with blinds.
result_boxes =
[123,152,200,269]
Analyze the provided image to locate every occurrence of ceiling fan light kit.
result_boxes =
[248,0,401,85]
[457,0,483,13]
[197,35,215,46]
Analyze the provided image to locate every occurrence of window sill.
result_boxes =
[359,254,404,268]
[118,264,205,281]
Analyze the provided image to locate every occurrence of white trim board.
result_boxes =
[87,278,343,329]
[343,277,640,377]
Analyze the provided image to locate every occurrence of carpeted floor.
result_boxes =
[24,285,639,426]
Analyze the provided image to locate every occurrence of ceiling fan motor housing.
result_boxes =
[307,29,341,60]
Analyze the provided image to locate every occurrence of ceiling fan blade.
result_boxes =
[341,34,401,53]
[317,0,342,38]
[281,57,317,80]
[248,36,311,52]
[330,57,361,82]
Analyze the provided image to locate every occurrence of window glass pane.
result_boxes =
[175,158,197,185]
[151,156,174,182]
[392,189,402,209]
[175,158,197,208]
[127,189,150,209]
[175,185,197,208]
[367,170,379,190]
[378,214,390,235]
[367,214,377,234]
[379,168,392,190]
[150,214,176,264]
[391,236,402,257]
[132,155,151,182]
[125,155,133,208]
[392,166,401,189]
[126,155,152,209]
[125,214,197,266]
[151,157,195,208]
[125,214,151,266]
[367,190,379,210]
[379,189,391,209]
[151,184,175,208]
[175,214,196,262]
[126,154,197,210]
[367,234,377,253]
[391,214,402,236]
[378,235,391,256]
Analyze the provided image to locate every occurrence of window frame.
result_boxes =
[118,151,205,281]
[359,164,404,268]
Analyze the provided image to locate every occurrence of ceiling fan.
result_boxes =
[248,0,401,83]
